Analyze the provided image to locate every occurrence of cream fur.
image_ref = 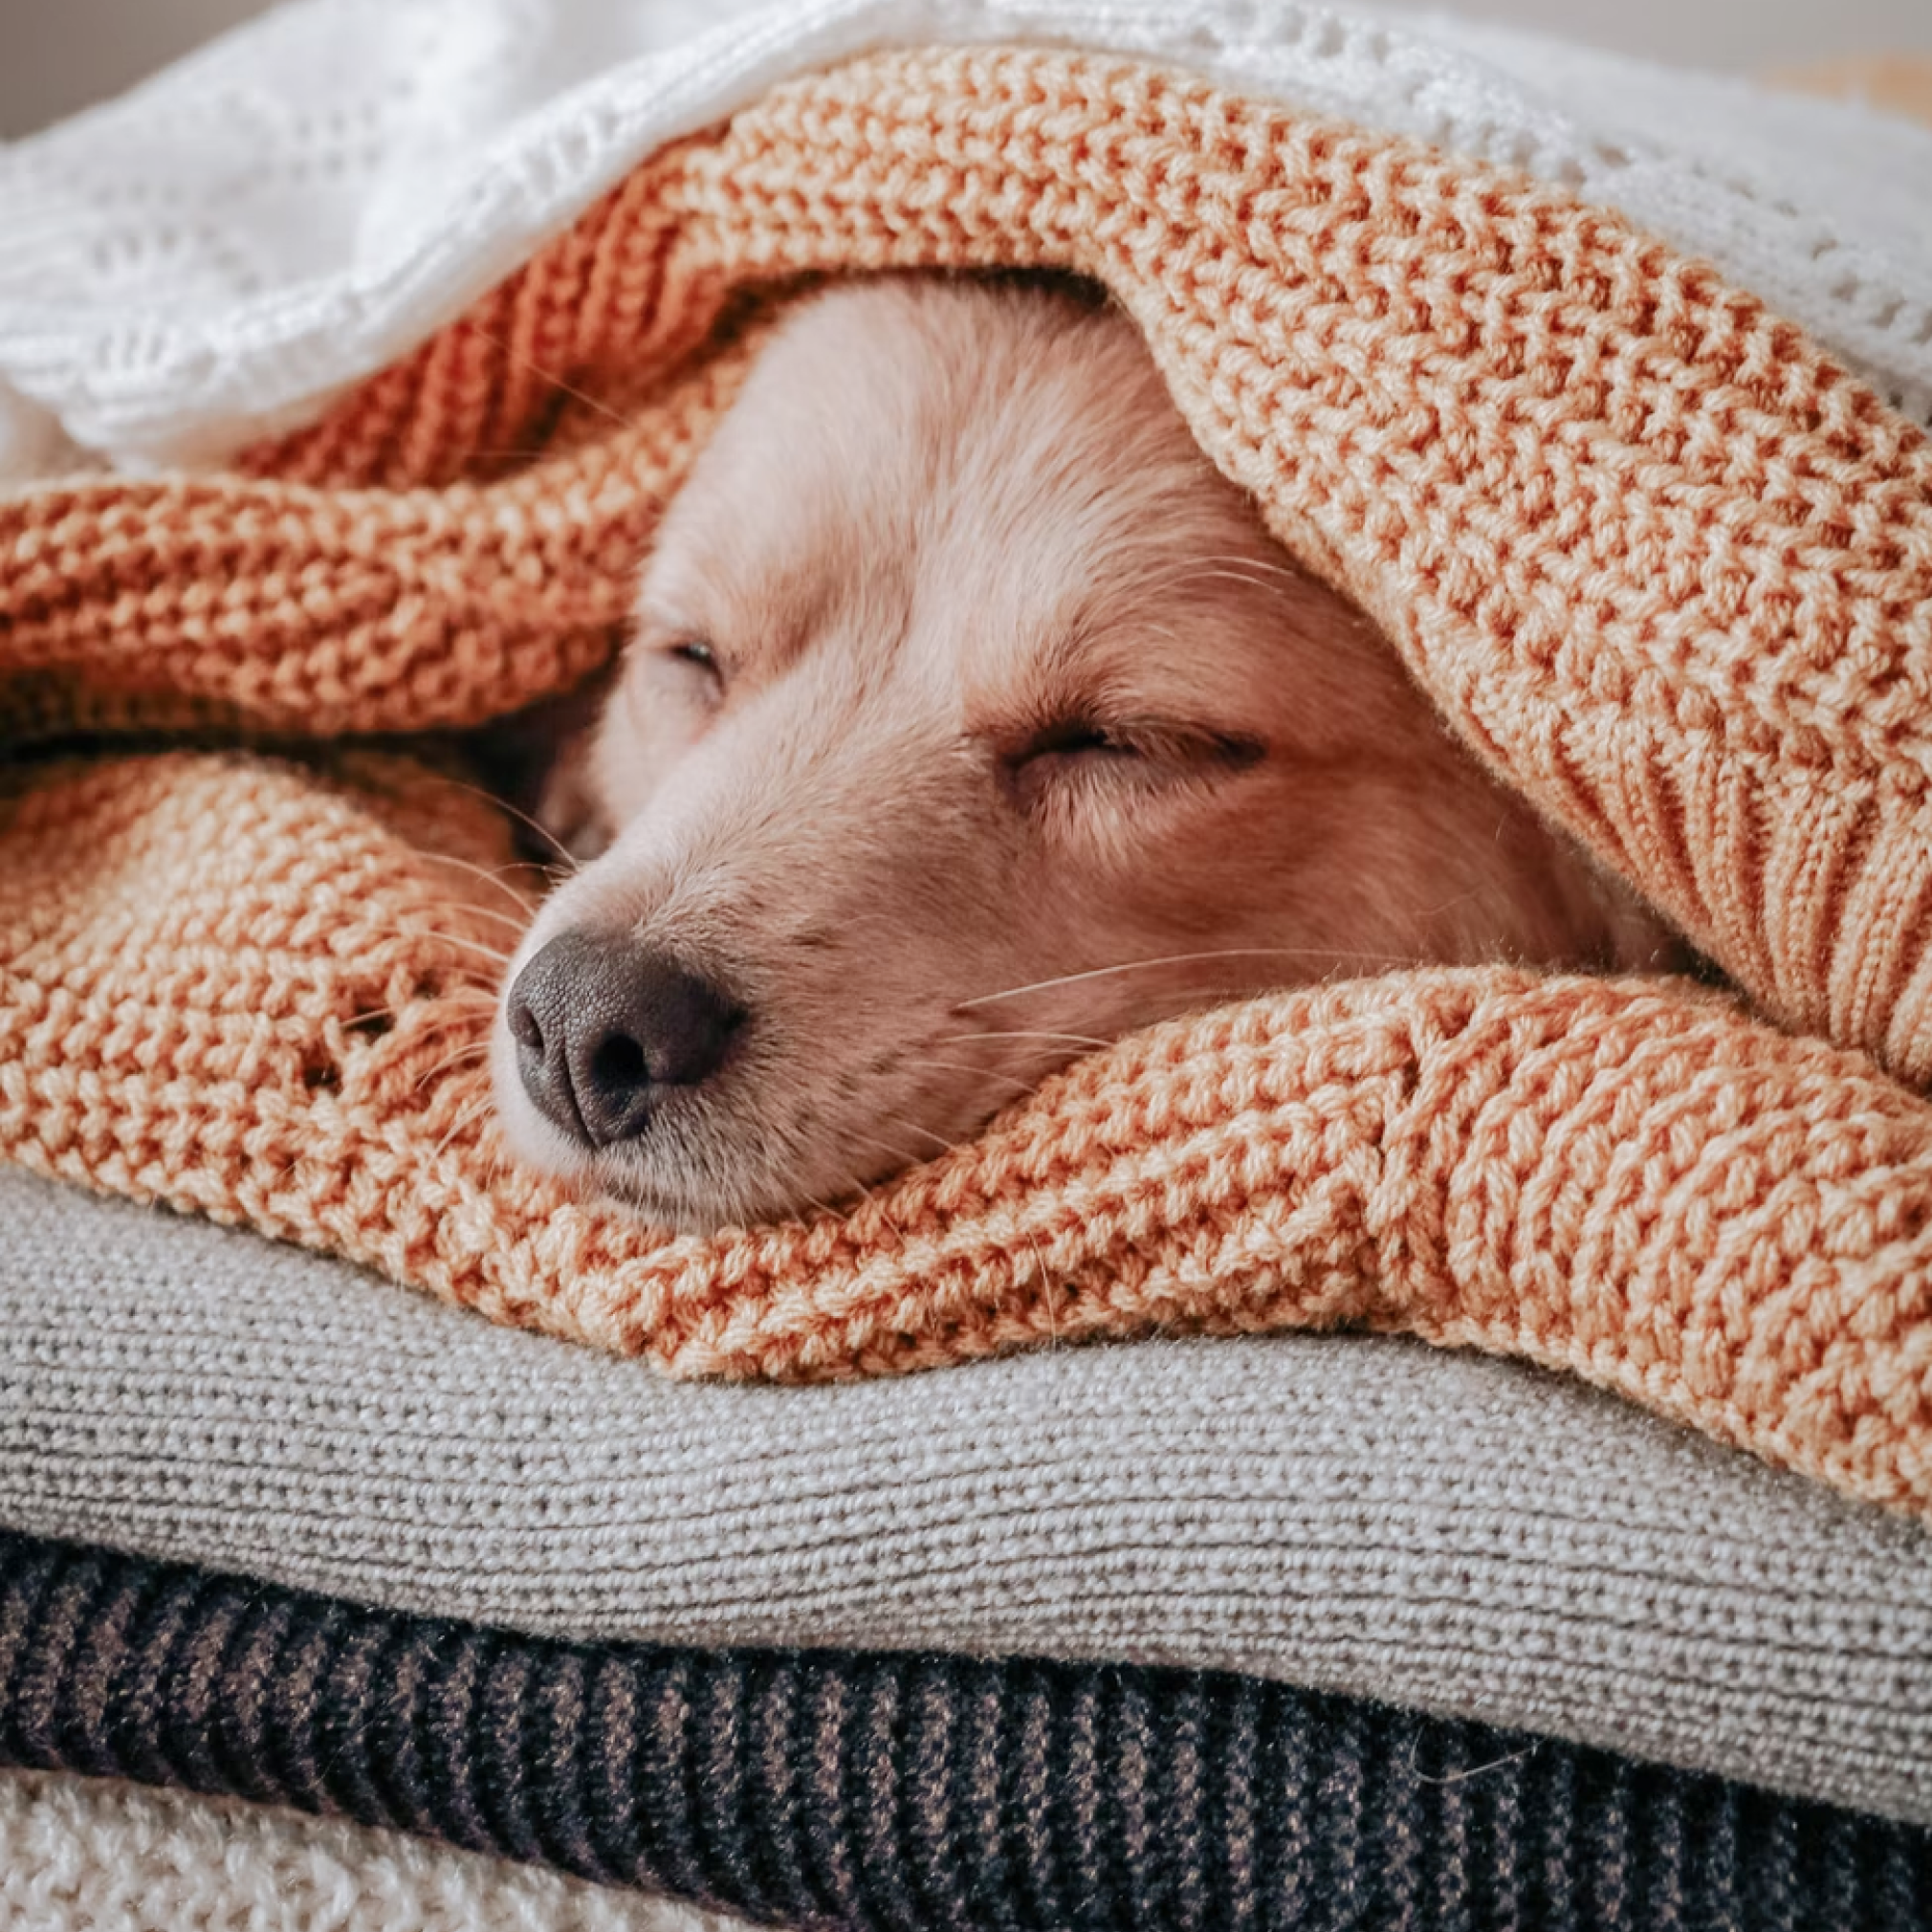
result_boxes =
[492,276,1672,1229]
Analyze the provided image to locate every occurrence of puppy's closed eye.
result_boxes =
[667,638,723,678]
[659,636,728,702]
[999,716,1264,808]
[617,632,727,746]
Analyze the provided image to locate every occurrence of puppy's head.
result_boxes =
[493,276,1639,1229]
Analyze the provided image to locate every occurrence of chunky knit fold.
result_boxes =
[2,51,1930,1508]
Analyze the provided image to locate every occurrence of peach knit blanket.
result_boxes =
[2,49,1929,1516]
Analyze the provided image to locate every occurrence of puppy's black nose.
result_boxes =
[506,931,743,1149]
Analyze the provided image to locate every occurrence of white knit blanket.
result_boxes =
[0,0,1928,483]
[0,1768,755,1932]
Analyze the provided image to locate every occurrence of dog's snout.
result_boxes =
[506,931,743,1149]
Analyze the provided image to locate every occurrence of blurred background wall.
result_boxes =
[3,0,1931,138]
[4,0,274,136]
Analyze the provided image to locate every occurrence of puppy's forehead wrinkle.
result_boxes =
[645,474,912,679]
[653,277,1271,736]
[696,280,1190,653]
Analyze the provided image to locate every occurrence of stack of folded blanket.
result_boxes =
[1,2,1929,1924]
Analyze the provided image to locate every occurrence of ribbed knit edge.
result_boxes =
[0,1531,1925,1930]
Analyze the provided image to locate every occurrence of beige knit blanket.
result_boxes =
[3,49,1929,1516]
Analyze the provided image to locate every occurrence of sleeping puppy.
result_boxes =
[491,275,1673,1231]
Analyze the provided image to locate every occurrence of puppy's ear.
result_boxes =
[470,662,619,864]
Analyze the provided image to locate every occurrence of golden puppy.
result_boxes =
[492,276,1671,1229]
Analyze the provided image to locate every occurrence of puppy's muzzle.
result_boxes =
[506,931,743,1148]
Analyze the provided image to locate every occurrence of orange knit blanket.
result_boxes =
[3,49,1930,1517]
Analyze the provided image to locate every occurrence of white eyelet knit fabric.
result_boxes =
[0,1767,758,1932]
[0,0,1926,481]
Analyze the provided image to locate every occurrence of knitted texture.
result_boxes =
[3,51,1932,1512]
[4,1531,1930,1932]
[7,1167,1930,1827]
[0,1768,753,1932]
[5,1,1930,475]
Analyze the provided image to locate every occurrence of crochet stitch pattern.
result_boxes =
[1,50,1929,1514]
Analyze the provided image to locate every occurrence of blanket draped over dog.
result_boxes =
[2,50,1930,1516]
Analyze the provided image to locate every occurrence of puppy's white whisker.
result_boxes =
[340,1000,485,1033]
[431,775,583,873]
[412,1042,494,1089]
[845,1128,934,1172]
[835,1169,910,1243]
[360,928,516,970]
[881,1111,962,1155]
[1191,550,1308,582]
[1027,1222,1060,1343]
[901,1057,1044,1096]
[800,1189,855,1227]
[1188,567,1313,598]
[439,902,534,937]
[1128,551,1302,603]
[937,1028,1116,1050]
[460,318,640,434]
[954,948,1398,1010]
[345,975,499,1019]
[428,1095,495,1166]
[422,852,543,919]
